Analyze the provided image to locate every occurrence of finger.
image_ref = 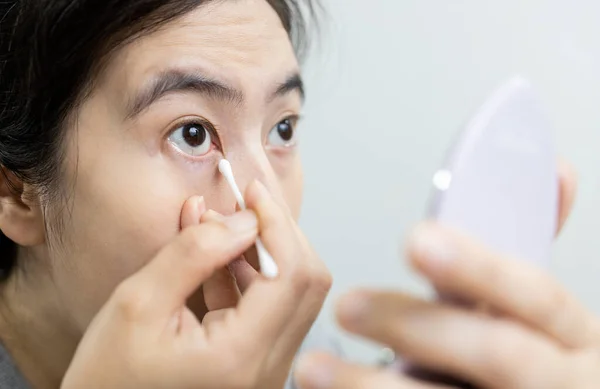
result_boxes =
[203,267,240,311]
[245,181,332,375]
[180,196,206,229]
[200,209,225,223]
[294,353,452,389]
[196,209,242,310]
[228,257,258,293]
[407,222,600,348]
[556,158,578,235]
[202,308,233,325]
[336,290,570,389]
[265,224,332,366]
[119,211,258,321]
[201,210,259,295]
[202,308,235,337]
[245,180,331,294]
[216,181,319,365]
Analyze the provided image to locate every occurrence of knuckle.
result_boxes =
[310,262,333,295]
[111,281,150,322]
[537,283,569,325]
[287,259,312,292]
[482,323,541,387]
[479,256,505,288]
[485,325,522,367]
[179,225,224,260]
[286,246,332,297]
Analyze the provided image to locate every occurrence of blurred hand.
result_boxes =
[294,161,600,389]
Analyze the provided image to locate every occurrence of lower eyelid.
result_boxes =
[166,140,221,164]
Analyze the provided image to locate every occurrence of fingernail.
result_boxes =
[224,212,258,233]
[202,209,225,223]
[295,354,335,389]
[196,196,206,216]
[410,225,455,266]
[337,291,370,328]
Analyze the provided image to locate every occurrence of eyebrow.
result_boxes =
[272,73,305,103]
[125,69,305,119]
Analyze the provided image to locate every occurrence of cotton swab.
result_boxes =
[218,159,279,279]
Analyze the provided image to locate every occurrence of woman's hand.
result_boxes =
[294,161,600,389]
[61,181,332,389]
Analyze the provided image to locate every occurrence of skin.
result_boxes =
[295,162,600,389]
[61,181,331,389]
[0,1,330,388]
[0,0,593,388]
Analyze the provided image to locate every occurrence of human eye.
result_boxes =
[267,116,300,148]
[167,119,218,158]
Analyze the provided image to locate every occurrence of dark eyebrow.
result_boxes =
[271,73,305,102]
[126,70,305,119]
[126,70,244,119]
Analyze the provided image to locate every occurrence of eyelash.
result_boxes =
[165,114,300,162]
[166,116,221,149]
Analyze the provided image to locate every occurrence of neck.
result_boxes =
[0,266,80,389]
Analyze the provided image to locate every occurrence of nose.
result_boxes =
[225,152,284,207]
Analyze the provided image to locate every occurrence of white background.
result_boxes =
[299,0,600,362]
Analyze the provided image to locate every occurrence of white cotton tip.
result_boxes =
[218,159,279,279]
[218,159,233,179]
[219,159,246,209]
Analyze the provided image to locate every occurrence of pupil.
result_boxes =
[183,124,207,147]
[277,119,293,141]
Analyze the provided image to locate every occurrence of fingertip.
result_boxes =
[244,179,272,209]
[405,222,457,272]
[335,290,371,330]
[201,209,225,224]
[197,196,206,214]
[244,180,282,232]
[294,352,337,389]
[181,195,206,229]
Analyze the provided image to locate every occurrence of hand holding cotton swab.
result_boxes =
[218,159,279,279]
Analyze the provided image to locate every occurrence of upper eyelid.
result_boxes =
[167,117,223,148]
[165,112,300,141]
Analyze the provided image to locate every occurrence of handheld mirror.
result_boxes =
[429,76,558,266]
[402,77,559,387]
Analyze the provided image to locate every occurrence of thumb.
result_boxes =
[122,211,259,321]
[199,210,242,311]
[181,196,207,229]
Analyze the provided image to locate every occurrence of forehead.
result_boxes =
[101,0,298,102]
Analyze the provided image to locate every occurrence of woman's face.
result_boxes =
[50,0,303,331]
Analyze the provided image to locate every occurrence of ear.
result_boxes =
[556,158,578,237]
[0,169,46,246]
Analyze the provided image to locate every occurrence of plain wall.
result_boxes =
[299,0,600,362]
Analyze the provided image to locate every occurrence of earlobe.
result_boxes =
[0,170,46,247]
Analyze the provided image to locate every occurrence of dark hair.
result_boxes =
[0,0,318,280]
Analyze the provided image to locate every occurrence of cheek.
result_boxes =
[52,151,226,328]
[276,154,304,220]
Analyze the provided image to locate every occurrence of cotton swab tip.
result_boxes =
[219,159,246,209]
[218,159,234,179]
